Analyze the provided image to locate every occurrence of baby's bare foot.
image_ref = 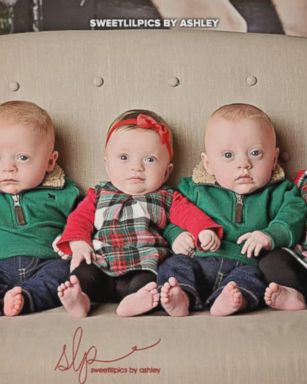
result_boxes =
[58,275,90,317]
[3,287,24,316]
[160,277,189,317]
[116,282,159,317]
[264,282,306,310]
[210,281,246,316]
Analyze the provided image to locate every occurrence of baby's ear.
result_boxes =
[201,152,214,175]
[273,147,280,169]
[164,163,173,182]
[47,150,59,172]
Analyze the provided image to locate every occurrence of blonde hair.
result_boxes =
[210,103,274,130]
[0,100,55,147]
[205,103,276,148]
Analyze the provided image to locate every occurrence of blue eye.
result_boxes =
[16,154,29,161]
[144,156,156,163]
[250,149,263,158]
[223,151,234,159]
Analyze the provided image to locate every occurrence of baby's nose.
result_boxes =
[2,160,17,173]
[131,160,144,171]
[238,156,252,169]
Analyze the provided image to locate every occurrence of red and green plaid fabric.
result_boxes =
[92,182,173,276]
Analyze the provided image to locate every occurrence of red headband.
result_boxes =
[105,114,173,159]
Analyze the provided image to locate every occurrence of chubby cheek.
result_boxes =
[150,168,167,184]
[22,168,48,189]
[253,162,274,181]
[214,170,233,188]
[108,169,126,187]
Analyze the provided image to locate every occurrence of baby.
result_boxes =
[55,109,223,317]
[0,100,80,316]
[158,103,306,316]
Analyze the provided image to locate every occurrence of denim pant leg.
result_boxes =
[20,257,70,313]
[205,261,266,309]
[0,262,12,299]
[0,257,40,315]
[0,259,16,314]
[157,254,204,309]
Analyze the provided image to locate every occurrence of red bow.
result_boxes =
[106,114,173,158]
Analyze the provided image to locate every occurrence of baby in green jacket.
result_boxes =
[158,103,306,316]
[0,101,79,316]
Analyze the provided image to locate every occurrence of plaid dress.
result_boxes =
[91,182,173,276]
[57,182,222,277]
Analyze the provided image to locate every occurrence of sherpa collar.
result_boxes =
[41,164,65,188]
[192,161,285,185]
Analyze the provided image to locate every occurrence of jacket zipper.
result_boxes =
[235,193,244,223]
[12,194,26,225]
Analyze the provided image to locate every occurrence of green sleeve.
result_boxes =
[62,177,81,216]
[262,181,307,248]
[163,224,185,246]
[177,177,196,200]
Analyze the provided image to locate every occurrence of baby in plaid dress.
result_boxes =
[55,110,223,317]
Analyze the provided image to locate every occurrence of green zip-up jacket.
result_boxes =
[0,165,80,260]
[164,163,306,266]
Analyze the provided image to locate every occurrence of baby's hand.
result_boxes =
[198,229,221,251]
[70,240,97,272]
[172,231,195,256]
[237,231,272,258]
[52,234,70,260]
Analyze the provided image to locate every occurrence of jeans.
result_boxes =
[158,254,266,311]
[0,256,70,314]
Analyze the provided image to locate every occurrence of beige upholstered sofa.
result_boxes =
[0,29,306,384]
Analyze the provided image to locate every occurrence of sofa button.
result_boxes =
[93,76,104,87]
[9,81,20,91]
[168,77,180,87]
[246,75,257,86]
[280,151,290,162]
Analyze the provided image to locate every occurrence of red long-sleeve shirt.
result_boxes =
[58,187,223,254]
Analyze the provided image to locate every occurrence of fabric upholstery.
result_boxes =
[0,29,306,384]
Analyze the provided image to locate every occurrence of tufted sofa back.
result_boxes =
[0,30,306,191]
